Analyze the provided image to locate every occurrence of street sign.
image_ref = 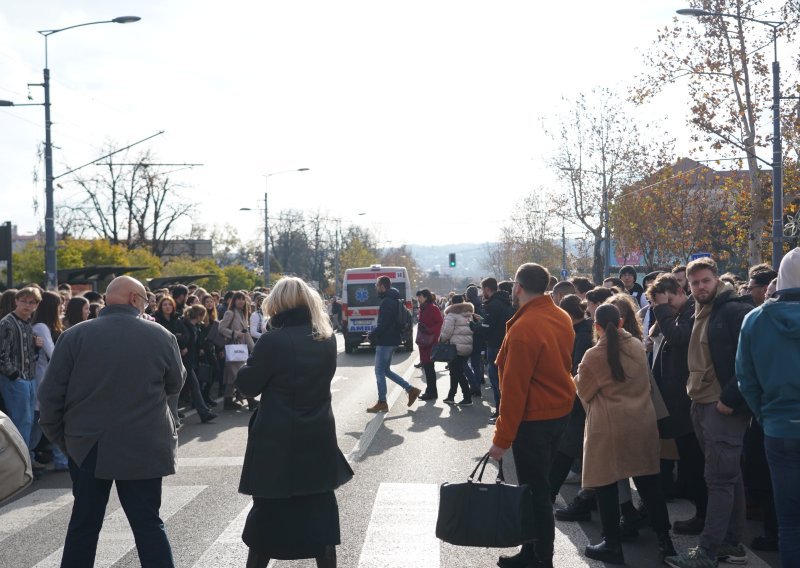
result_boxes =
[690,252,712,261]
[560,269,568,279]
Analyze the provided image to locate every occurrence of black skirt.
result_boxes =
[242,491,341,560]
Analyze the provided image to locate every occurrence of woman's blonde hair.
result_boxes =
[265,276,333,340]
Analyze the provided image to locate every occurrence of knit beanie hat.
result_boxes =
[777,247,800,291]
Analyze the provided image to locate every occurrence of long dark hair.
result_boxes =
[595,303,625,382]
[64,296,89,328]
[33,291,63,342]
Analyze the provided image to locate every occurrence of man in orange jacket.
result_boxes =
[488,263,576,568]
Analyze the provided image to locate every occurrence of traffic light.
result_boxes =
[449,253,456,267]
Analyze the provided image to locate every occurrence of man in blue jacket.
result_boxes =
[736,247,800,568]
[365,276,420,413]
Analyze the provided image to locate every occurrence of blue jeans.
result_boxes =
[374,345,411,402]
[486,347,500,407]
[765,435,800,566]
[62,445,174,568]
[0,374,35,452]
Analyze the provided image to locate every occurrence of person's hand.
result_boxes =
[33,335,44,348]
[488,444,507,461]
[652,292,669,306]
[180,348,188,356]
[716,401,734,415]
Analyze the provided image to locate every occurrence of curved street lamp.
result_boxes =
[16,17,141,290]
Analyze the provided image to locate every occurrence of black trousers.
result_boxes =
[446,355,470,400]
[595,474,670,544]
[674,431,708,515]
[422,362,437,396]
[511,417,568,561]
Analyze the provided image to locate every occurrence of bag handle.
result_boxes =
[468,453,506,484]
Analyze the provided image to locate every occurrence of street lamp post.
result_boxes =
[3,17,141,290]
[253,168,309,288]
[677,8,786,268]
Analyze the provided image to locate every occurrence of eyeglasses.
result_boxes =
[134,293,149,305]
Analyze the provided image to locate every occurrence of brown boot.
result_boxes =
[366,401,389,413]
[407,386,421,406]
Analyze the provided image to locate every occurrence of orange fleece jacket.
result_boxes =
[493,295,576,449]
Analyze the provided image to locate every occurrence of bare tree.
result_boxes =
[545,88,672,283]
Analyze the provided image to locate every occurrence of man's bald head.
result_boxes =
[106,276,147,311]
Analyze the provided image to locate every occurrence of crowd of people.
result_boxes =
[1,249,798,568]
[388,255,796,568]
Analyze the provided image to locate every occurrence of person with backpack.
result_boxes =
[365,276,421,413]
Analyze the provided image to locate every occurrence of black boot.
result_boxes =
[315,545,336,568]
[246,548,270,568]
[657,532,677,562]
[584,539,624,564]
[247,398,259,411]
[224,397,243,410]
[555,492,595,521]
[498,544,535,568]
[619,513,640,540]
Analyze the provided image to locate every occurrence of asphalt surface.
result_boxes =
[0,333,782,567]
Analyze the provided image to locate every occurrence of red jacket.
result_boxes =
[416,301,443,363]
[493,295,576,449]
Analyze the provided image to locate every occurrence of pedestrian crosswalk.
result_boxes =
[0,481,777,567]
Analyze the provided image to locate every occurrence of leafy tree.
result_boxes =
[634,0,800,265]
[338,236,379,272]
[223,265,260,291]
[160,256,226,290]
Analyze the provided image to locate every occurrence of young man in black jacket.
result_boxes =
[365,276,420,413]
[665,258,753,568]
[480,277,515,421]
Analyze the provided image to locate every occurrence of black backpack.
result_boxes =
[397,299,413,334]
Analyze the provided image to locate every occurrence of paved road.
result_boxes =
[0,334,782,567]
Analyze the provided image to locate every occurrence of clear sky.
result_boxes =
[0,1,734,247]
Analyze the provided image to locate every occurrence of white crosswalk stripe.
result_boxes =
[31,485,206,568]
[0,489,74,545]
[357,482,440,568]
[190,503,250,568]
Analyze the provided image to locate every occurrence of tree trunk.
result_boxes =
[592,236,604,285]
[746,156,766,267]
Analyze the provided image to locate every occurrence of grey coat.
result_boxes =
[38,304,185,480]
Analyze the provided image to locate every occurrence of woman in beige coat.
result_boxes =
[575,303,675,565]
[438,295,473,406]
[219,291,255,410]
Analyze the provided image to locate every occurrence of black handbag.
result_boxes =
[436,453,535,548]
[431,342,457,362]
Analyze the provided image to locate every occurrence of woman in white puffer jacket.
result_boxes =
[439,295,474,406]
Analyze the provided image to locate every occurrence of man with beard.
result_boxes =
[665,258,753,568]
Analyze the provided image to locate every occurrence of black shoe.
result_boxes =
[414,363,423,368]
[443,397,456,405]
[619,513,640,540]
[456,398,473,406]
[204,398,218,408]
[200,412,218,423]
[657,532,677,562]
[497,548,535,568]
[418,392,437,401]
[672,515,705,535]
[471,389,482,397]
[489,410,499,419]
[584,539,624,564]
[224,398,243,410]
[555,493,594,522]
[247,398,259,411]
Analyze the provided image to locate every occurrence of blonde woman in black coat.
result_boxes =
[236,277,353,568]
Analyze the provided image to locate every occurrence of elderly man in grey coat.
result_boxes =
[38,275,185,568]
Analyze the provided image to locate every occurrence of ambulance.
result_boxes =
[341,265,414,354]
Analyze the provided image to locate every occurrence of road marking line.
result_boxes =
[345,358,418,463]
[0,489,74,544]
[33,485,206,568]
[357,482,439,568]
[178,456,244,467]
[190,503,250,568]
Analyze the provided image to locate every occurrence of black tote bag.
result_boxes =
[431,342,457,362]
[436,453,535,548]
